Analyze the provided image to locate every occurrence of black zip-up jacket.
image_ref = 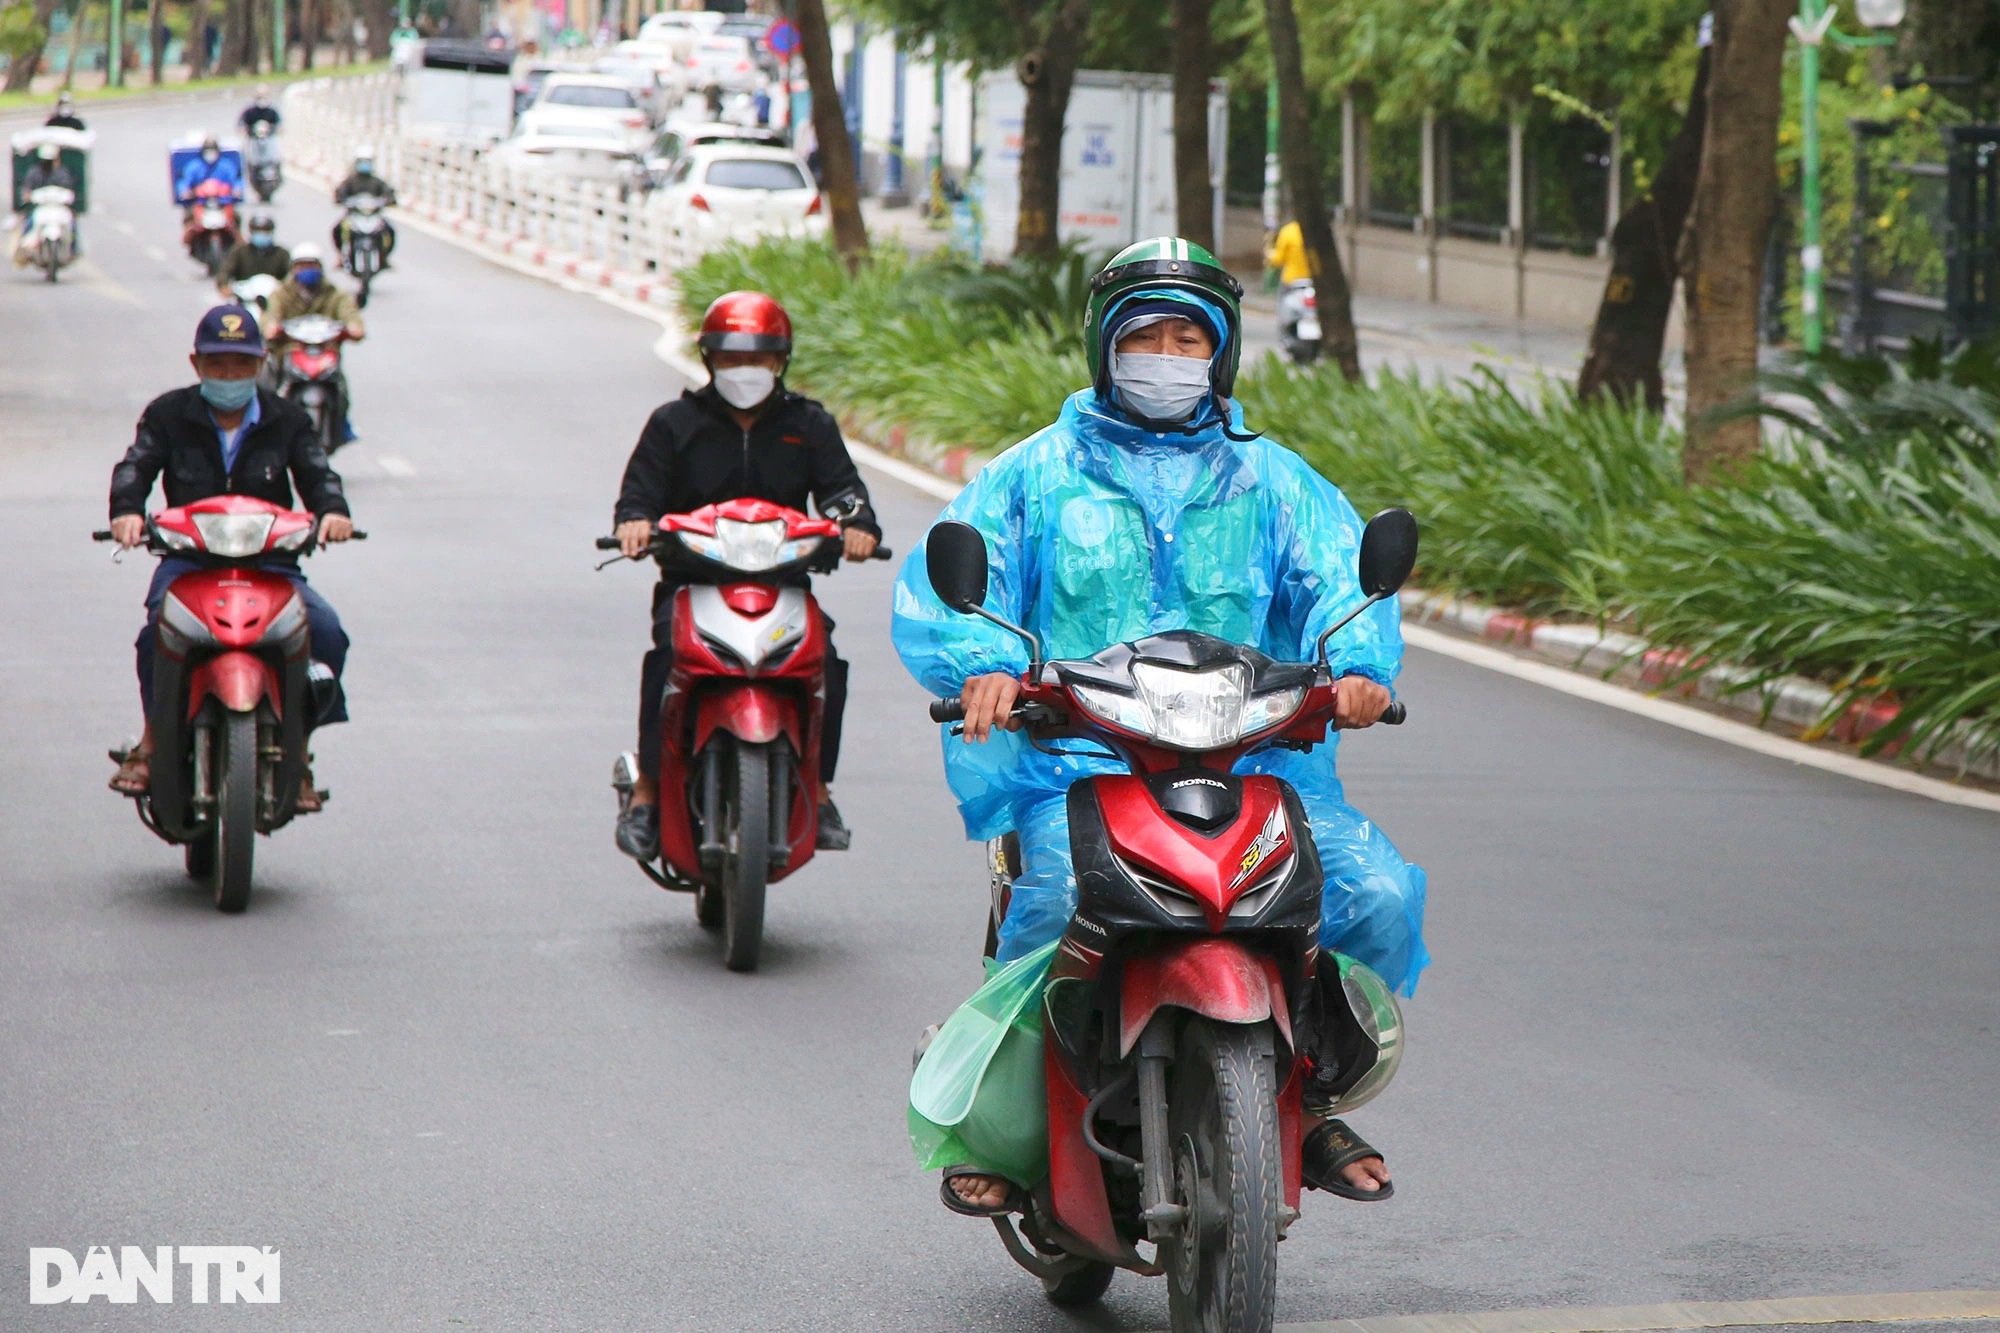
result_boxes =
[613,385,880,539]
[109,385,351,522]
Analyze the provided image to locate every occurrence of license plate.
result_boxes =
[1297,318,1322,341]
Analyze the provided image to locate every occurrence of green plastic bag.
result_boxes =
[908,941,1058,1187]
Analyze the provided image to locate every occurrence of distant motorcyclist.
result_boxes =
[175,134,243,204]
[45,92,86,131]
[14,142,80,265]
[1265,219,1311,286]
[105,305,354,806]
[264,245,365,442]
[215,211,291,293]
[893,237,1429,1215]
[238,84,281,134]
[331,145,397,266]
[611,291,882,860]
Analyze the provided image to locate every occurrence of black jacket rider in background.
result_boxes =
[612,351,881,860]
[331,151,398,262]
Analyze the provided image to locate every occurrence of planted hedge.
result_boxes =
[677,239,2000,770]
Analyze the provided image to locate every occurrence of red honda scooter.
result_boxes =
[182,177,240,276]
[94,495,364,913]
[919,509,1417,1330]
[597,498,889,972]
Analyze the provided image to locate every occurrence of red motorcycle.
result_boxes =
[275,314,351,456]
[919,509,1416,1330]
[94,496,364,912]
[598,498,890,971]
[182,177,240,276]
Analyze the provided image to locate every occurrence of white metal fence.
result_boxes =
[287,73,678,276]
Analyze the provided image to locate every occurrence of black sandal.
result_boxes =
[1302,1119,1395,1202]
[939,1167,1023,1218]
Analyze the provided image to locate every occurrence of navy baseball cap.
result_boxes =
[193,304,266,357]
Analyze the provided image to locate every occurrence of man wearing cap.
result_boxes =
[263,244,365,441]
[45,92,86,131]
[106,307,355,804]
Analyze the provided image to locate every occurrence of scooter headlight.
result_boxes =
[272,523,315,552]
[191,512,275,557]
[1071,663,1304,751]
[153,525,199,552]
[681,518,816,572]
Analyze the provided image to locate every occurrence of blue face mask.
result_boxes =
[251,234,274,248]
[295,266,322,289]
[200,376,258,412]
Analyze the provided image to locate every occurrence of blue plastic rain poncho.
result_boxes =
[891,306,1430,995]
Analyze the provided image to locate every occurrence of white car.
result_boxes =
[649,143,824,266]
[637,10,722,48]
[637,119,786,190]
[591,56,677,124]
[484,127,639,190]
[518,73,652,150]
[684,34,763,95]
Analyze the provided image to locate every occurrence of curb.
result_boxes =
[287,95,1998,796]
[1399,591,2000,785]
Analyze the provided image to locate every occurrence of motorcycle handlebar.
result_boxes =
[928,697,967,724]
[1381,701,1407,725]
[591,536,892,559]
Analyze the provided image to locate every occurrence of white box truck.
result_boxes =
[400,41,516,147]
[972,69,1227,262]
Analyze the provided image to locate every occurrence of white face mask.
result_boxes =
[713,365,777,410]
[1111,352,1212,423]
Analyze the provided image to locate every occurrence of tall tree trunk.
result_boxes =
[1,0,64,90]
[796,0,868,267]
[214,0,241,74]
[1578,46,1710,411]
[187,0,210,76]
[1264,0,1361,380]
[146,0,162,81]
[296,0,312,68]
[60,0,86,90]
[1680,0,1790,483]
[1011,0,1090,259]
[359,0,388,58]
[1170,0,1213,250]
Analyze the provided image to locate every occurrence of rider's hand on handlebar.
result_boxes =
[110,515,147,549]
[960,672,1023,743]
[1334,675,1393,729]
[616,519,656,560]
[842,528,878,562]
[318,514,355,544]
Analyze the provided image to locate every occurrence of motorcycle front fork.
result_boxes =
[1134,1021,1185,1242]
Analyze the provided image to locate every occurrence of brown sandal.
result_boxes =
[108,748,152,796]
[295,765,324,813]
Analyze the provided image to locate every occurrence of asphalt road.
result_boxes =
[3,95,1998,1333]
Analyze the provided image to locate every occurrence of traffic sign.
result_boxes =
[766,18,800,56]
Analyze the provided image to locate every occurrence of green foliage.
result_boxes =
[0,2,49,62]
[1238,366,1682,616]
[1715,338,2000,465]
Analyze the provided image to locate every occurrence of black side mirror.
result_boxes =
[1356,508,1419,599]
[926,520,990,614]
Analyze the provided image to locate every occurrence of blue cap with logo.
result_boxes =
[193,303,266,357]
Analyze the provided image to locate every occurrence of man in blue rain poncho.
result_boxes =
[893,238,1429,1215]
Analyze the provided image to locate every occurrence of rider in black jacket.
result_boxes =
[612,291,881,860]
[106,306,355,805]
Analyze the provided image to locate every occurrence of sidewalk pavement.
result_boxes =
[858,198,1599,388]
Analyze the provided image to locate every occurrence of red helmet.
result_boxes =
[697,291,793,358]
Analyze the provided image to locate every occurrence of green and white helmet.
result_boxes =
[1084,236,1246,401]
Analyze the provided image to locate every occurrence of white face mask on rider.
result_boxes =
[712,365,777,410]
[1111,351,1212,424]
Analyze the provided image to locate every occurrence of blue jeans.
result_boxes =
[135,557,349,726]
[996,789,1430,997]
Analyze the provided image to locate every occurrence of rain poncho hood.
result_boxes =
[892,387,1402,841]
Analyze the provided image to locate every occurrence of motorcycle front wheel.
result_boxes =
[1161,1018,1281,1333]
[720,739,773,971]
[210,710,258,913]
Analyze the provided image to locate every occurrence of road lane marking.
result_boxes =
[1403,625,2000,814]
[141,244,167,263]
[376,455,416,477]
[365,175,1998,815]
[112,219,136,236]
[1272,1288,2000,1333]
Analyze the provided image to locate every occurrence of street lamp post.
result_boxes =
[1789,0,1903,355]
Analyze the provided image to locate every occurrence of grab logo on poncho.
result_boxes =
[1058,497,1117,549]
